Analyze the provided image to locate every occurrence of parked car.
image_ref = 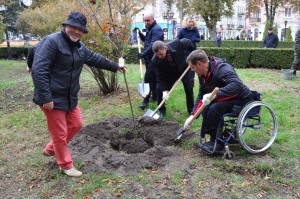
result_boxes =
[31,36,41,41]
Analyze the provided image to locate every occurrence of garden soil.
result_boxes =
[69,116,196,176]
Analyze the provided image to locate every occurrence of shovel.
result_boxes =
[143,65,191,119]
[175,87,219,140]
[136,29,150,98]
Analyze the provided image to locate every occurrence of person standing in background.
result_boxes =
[215,32,222,47]
[135,13,164,110]
[177,16,200,50]
[263,27,279,48]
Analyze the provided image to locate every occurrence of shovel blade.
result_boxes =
[175,126,186,140]
[137,82,150,98]
[143,109,160,119]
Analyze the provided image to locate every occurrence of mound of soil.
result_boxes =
[70,116,193,175]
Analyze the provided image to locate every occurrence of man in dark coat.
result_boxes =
[151,38,196,118]
[136,13,164,109]
[184,50,253,153]
[31,11,126,177]
[263,27,279,48]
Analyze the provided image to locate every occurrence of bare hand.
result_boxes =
[43,102,54,111]
[118,66,127,73]
[26,67,32,74]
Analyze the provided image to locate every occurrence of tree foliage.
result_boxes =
[191,0,236,40]
[16,0,73,37]
[0,0,24,33]
[246,0,300,27]
[0,15,4,40]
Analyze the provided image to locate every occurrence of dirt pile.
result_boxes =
[70,116,192,175]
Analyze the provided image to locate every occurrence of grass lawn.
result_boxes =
[0,59,299,198]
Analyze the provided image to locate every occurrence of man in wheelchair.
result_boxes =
[184,50,254,155]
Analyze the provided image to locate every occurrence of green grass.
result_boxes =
[0,59,300,198]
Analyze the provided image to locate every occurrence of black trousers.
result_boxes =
[156,70,194,113]
[143,60,157,103]
[200,96,253,141]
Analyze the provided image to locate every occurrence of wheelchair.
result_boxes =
[199,91,278,159]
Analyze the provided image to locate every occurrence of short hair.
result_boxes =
[186,50,209,65]
[152,41,166,52]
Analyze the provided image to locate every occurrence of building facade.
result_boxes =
[133,0,300,41]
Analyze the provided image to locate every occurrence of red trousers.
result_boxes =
[41,105,82,170]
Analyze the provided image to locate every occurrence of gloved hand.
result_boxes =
[162,91,169,100]
[183,115,194,130]
[133,27,140,32]
[138,53,142,59]
[202,93,211,106]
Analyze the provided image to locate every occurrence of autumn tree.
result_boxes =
[245,0,300,27]
[191,0,236,40]
[73,0,150,94]
[16,0,72,37]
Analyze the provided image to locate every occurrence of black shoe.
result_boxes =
[139,102,149,110]
[292,70,297,76]
[198,141,224,154]
[159,110,166,119]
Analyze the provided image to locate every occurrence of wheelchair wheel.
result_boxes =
[236,101,278,154]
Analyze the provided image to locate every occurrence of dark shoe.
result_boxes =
[292,70,297,76]
[139,102,149,110]
[198,141,224,154]
[159,110,166,119]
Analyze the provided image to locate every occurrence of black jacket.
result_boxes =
[139,21,164,61]
[151,38,195,90]
[192,57,253,113]
[263,33,279,48]
[31,29,119,111]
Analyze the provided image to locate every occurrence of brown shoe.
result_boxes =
[42,150,54,157]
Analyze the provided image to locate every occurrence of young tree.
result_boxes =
[285,27,293,42]
[75,0,149,94]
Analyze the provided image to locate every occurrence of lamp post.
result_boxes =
[284,20,288,41]
[162,6,174,40]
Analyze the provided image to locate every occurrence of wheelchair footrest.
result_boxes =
[195,141,225,155]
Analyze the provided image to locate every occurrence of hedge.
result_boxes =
[197,40,294,49]
[0,45,293,70]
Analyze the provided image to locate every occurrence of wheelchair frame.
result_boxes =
[200,92,278,159]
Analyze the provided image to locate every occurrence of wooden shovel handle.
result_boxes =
[189,87,219,124]
[137,30,143,79]
[153,65,191,114]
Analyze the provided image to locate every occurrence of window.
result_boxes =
[285,8,291,17]
[254,11,260,18]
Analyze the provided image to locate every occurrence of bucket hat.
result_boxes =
[62,11,88,33]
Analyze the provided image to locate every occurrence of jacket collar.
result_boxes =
[61,28,81,48]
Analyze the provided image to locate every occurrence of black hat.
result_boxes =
[62,11,88,33]
[268,27,273,31]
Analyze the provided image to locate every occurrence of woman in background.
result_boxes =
[177,16,200,49]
